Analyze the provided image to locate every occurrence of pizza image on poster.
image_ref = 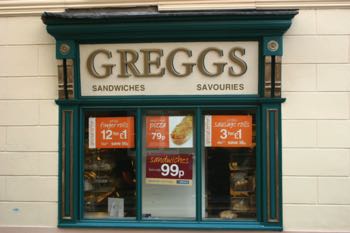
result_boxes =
[145,153,193,186]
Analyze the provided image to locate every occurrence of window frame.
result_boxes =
[65,103,268,229]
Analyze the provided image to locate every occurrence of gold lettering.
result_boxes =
[117,49,142,78]
[166,48,196,77]
[140,49,165,77]
[197,47,226,77]
[228,47,247,77]
[86,49,115,78]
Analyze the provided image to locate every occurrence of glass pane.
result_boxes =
[83,111,136,219]
[203,110,256,220]
[142,110,196,220]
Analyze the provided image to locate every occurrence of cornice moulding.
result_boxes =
[0,0,349,16]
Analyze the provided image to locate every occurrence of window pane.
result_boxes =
[142,110,196,219]
[203,110,257,220]
[84,111,136,219]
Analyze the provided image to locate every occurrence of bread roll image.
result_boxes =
[170,116,193,145]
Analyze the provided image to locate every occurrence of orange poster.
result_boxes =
[145,116,193,148]
[146,116,169,148]
[205,115,252,148]
[89,117,135,149]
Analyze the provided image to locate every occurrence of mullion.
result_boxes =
[136,108,143,220]
[195,107,202,221]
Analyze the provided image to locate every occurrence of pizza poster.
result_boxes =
[89,117,135,149]
[205,115,252,147]
[146,116,193,148]
[145,153,193,186]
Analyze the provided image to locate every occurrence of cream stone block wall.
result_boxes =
[317,10,350,34]
[6,126,58,151]
[318,120,350,147]
[284,205,350,231]
[282,93,349,119]
[0,153,58,176]
[0,15,58,227]
[39,101,58,125]
[0,101,40,125]
[284,36,349,63]
[0,202,57,226]
[319,178,350,204]
[0,7,350,233]
[0,127,6,151]
[282,120,317,147]
[0,77,57,100]
[4,176,57,202]
[317,64,350,91]
[282,64,317,91]
[282,9,350,232]
[283,149,350,176]
[283,177,318,204]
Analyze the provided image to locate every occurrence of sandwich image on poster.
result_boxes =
[146,115,193,148]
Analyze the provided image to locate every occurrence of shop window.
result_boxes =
[204,109,257,220]
[142,110,196,220]
[81,107,258,222]
[84,110,137,219]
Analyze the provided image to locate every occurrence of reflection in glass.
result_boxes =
[84,111,136,219]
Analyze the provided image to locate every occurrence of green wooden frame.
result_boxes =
[43,8,297,230]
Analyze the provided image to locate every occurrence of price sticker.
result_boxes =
[205,115,252,148]
[145,154,193,186]
[146,116,169,148]
[89,117,135,149]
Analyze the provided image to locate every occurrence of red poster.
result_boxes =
[145,154,193,186]
[89,117,135,149]
[205,115,252,148]
[146,116,169,148]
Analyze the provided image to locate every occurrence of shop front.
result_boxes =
[42,8,297,230]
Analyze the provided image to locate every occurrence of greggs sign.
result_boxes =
[80,41,258,96]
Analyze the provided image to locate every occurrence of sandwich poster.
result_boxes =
[89,117,135,149]
[146,116,193,148]
[205,115,252,148]
[145,153,193,186]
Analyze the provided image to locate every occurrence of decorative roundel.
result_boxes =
[60,43,71,55]
[267,40,279,52]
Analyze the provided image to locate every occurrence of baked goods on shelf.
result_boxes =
[228,161,239,171]
[219,210,238,219]
[230,190,249,197]
[232,198,250,211]
[231,172,249,191]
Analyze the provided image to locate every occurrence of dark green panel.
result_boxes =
[60,109,74,221]
[262,105,281,226]
[59,107,79,223]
